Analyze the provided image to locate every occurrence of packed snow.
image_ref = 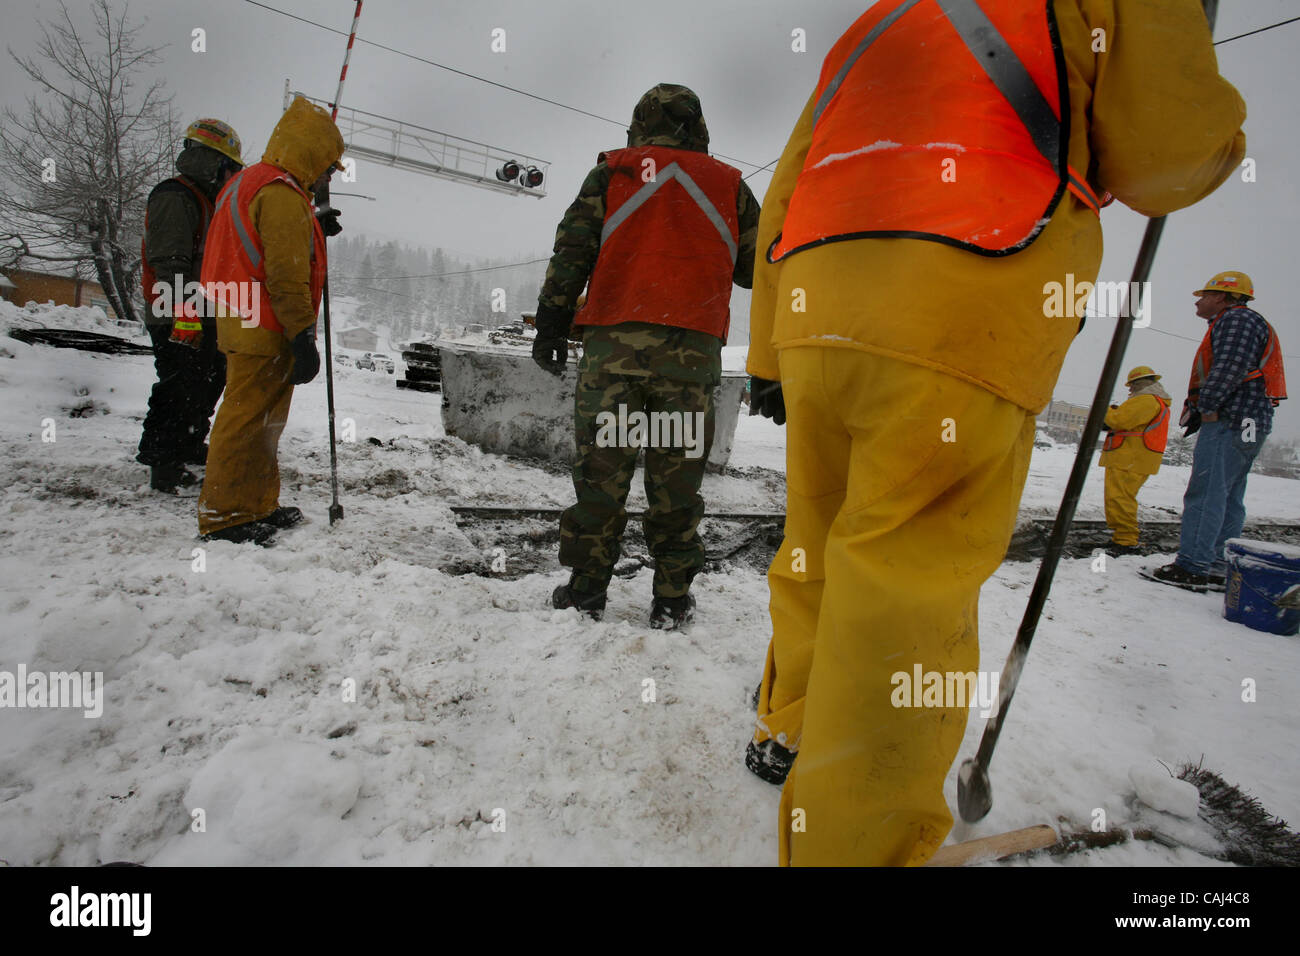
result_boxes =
[1,300,1298,867]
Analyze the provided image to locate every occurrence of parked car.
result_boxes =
[355,351,394,372]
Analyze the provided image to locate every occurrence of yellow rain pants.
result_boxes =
[197,347,295,535]
[757,346,1035,866]
[1103,468,1148,547]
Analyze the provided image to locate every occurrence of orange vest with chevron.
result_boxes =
[200,162,326,336]
[578,146,741,340]
[769,0,1104,262]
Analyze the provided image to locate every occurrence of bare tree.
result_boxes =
[0,0,177,325]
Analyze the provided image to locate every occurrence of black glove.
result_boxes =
[289,329,320,385]
[749,375,786,426]
[316,205,343,238]
[532,304,572,377]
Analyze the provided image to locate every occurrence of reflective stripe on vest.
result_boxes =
[1188,308,1288,406]
[578,146,741,340]
[1104,397,1169,454]
[770,0,1101,263]
[140,176,214,307]
[601,161,738,263]
[216,173,264,271]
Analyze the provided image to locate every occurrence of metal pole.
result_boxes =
[318,0,363,526]
[956,0,1219,826]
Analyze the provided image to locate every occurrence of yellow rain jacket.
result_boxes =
[746,0,1246,868]
[1100,384,1172,475]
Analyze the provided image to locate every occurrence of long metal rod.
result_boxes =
[957,0,1219,823]
[331,1,363,121]
[320,0,363,526]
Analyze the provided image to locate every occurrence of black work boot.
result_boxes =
[1147,563,1210,593]
[552,578,607,620]
[745,738,795,786]
[1106,542,1142,557]
[201,520,277,546]
[264,506,305,529]
[150,464,198,494]
[649,593,696,630]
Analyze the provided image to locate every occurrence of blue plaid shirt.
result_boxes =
[1196,306,1274,433]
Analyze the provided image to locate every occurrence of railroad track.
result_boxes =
[450,505,1300,570]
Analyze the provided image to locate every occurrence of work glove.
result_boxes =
[168,300,203,349]
[532,304,572,377]
[749,375,786,426]
[1179,401,1202,438]
[316,204,343,238]
[289,329,320,385]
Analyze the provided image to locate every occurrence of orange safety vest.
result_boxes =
[578,146,741,340]
[1187,308,1288,407]
[200,162,326,336]
[769,0,1105,262]
[1104,396,1169,454]
[140,176,214,313]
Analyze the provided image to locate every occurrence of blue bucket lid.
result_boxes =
[1226,537,1300,571]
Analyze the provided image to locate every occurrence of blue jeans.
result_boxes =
[1177,420,1266,574]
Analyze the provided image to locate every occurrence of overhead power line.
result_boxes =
[243,0,1297,188]
[1214,16,1300,45]
[242,0,766,172]
[341,257,549,281]
[1142,323,1300,362]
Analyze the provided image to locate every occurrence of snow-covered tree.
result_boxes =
[0,0,178,325]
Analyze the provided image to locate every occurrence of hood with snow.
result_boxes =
[627,84,710,152]
[261,96,345,189]
[1130,379,1172,402]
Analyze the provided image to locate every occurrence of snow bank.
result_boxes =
[1,302,1298,866]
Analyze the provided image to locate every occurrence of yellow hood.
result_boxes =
[261,96,345,188]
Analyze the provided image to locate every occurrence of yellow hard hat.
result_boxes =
[184,118,244,167]
[1193,271,1253,300]
[1126,366,1160,385]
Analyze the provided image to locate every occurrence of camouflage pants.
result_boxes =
[561,365,715,598]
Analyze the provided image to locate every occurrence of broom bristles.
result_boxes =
[1178,761,1300,866]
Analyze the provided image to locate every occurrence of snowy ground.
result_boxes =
[1,302,1298,867]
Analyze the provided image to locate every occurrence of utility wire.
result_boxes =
[243,0,1296,192]
[1214,15,1300,45]
[242,0,767,171]
[341,257,548,281]
[1142,323,1300,362]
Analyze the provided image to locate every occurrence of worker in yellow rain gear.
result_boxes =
[1100,366,1171,554]
[744,0,1246,866]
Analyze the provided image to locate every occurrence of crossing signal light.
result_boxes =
[522,166,544,188]
[495,160,521,183]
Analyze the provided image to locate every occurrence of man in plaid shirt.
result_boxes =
[1150,271,1286,591]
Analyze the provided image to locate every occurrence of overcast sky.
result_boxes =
[4,0,1299,439]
